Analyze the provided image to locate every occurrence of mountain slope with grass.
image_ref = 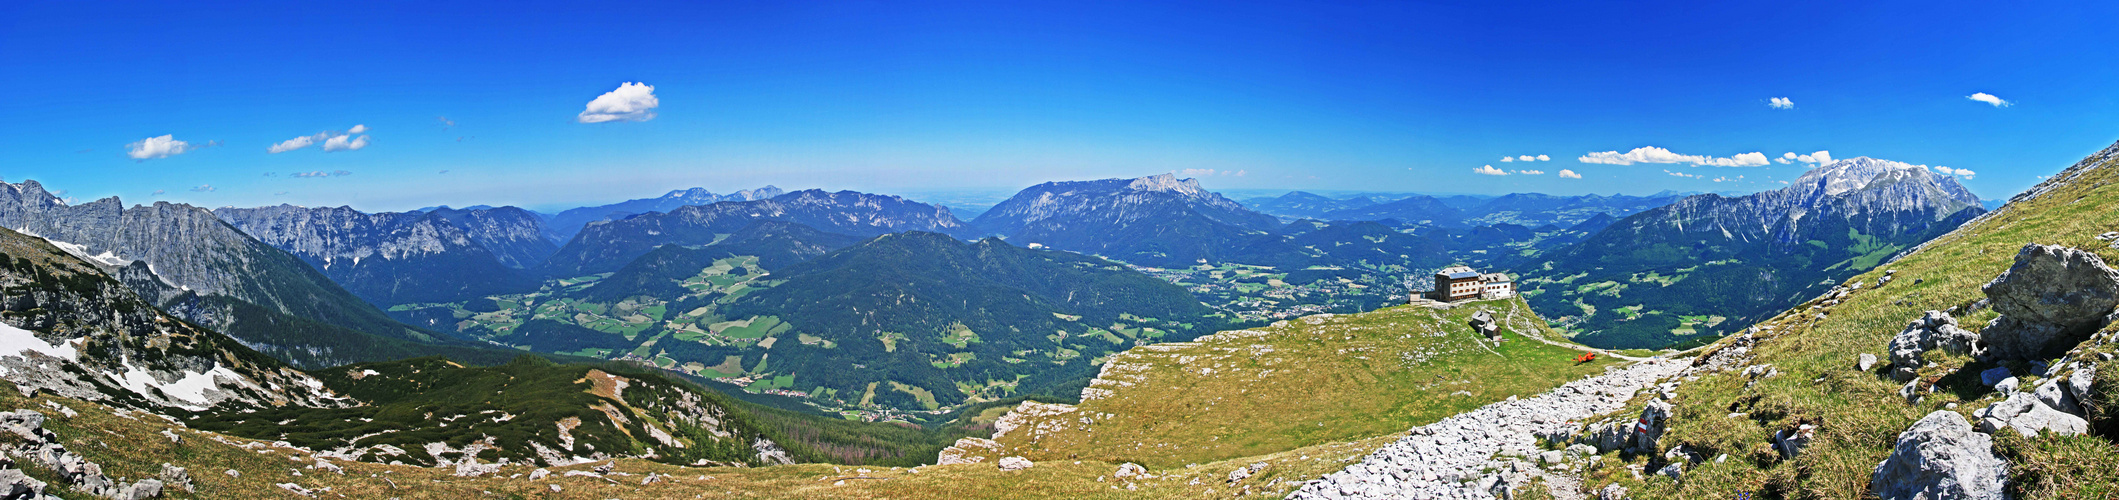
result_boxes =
[1523,157,1984,349]
[391,226,1225,417]
[1561,139,2119,499]
[0,181,436,349]
[940,297,1623,474]
[0,226,342,413]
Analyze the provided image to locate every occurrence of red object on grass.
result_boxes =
[1574,352,1597,363]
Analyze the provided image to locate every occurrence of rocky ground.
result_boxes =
[1290,358,1686,499]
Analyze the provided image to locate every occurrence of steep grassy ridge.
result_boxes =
[1579,141,2119,498]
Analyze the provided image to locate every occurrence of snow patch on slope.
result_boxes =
[111,359,253,410]
[0,322,79,372]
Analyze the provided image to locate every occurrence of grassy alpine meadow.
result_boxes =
[0,376,1406,499]
[1577,145,2119,499]
[965,296,1624,469]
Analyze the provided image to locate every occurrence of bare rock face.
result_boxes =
[996,456,1034,471]
[1871,411,2009,500]
[1979,243,2119,360]
[935,437,1002,465]
[1887,311,1979,381]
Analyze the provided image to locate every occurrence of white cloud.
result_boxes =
[1929,165,1977,179]
[1967,92,2010,107]
[270,125,369,153]
[1518,170,1545,175]
[1774,157,1791,164]
[1665,170,1700,179]
[1769,97,1794,109]
[579,82,659,123]
[322,134,369,152]
[1578,146,1771,167]
[1473,165,1510,176]
[189,184,214,192]
[1518,155,1537,162]
[1557,169,1582,179]
[1536,154,1550,161]
[1500,157,1514,162]
[1500,154,1549,163]
[267,135,321,153]
[127,135,193,160]
[1790,150,1833,164]
[150,189,164,196]
[291,170,353,178]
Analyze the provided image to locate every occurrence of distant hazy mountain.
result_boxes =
[1525,157,1985,349]
[546,186,785,243]
[1296,192,1685,229]
[972,174,1281,267]
[1317,195,1463,226]
[540,189,973,277]
[214,205,544,305]
[1238,191,1377,220]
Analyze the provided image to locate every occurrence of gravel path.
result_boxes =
[1289,358,1687,499]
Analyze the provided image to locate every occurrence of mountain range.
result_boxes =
[539,189,974,277]
[1523,157,1985,348]
[213,204,544,306]
[544,186,785,243]
[1243,190,1688,228]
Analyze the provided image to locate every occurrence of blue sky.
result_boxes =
[4,1,2117,212]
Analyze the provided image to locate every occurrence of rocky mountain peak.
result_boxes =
[1795,157,1945,196]
[1125,173,1208,195]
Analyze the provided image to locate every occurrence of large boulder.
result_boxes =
[1887,311,1979,381]
[1979,244,2119,360]
[1871,411,2009,500]
[1975,392,2088,438]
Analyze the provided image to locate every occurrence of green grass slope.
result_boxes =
[1578,140,2119,499]
[956,296,1622,469]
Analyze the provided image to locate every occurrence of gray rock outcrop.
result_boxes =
[1887,311,1979,381]
[0,409,166,499]
[1978,243,2119,361]
[1974,392,2087,438]
[1870,410,2008,500]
